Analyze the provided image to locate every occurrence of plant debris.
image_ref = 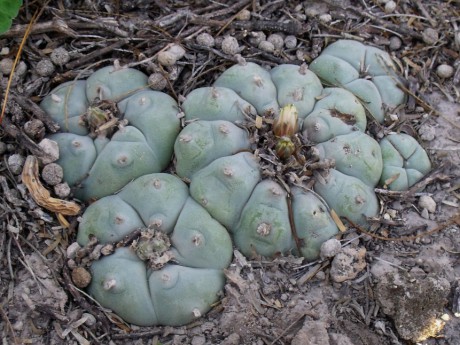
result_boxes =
[21,155,81,216]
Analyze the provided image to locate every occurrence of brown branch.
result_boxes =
[286,193,303,255]
[0,116,48,158]
[2,18,77,38]
[65,39,129,70]
[341,4,424,40]
[231,20,305,35]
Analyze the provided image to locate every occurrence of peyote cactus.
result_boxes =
[40,39,432,326]
[78,173,232,326]
[379,133,432,190]
[41,65,180,200]
[309,39,407,123]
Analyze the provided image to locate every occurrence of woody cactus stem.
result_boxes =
[273,104,298,160]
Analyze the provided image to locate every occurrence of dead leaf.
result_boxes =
[255,115,263,128]
[384,173,400,188]
[330,209,347,232]
[22,155,81,216]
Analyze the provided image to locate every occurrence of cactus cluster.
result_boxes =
[41,66,180,200]
[77,173,232,326]
[41,40,432,326]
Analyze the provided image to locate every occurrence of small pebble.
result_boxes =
[15,61,27,76]
[41,163,64,186]
[35,59,55,77]
[221,36,240,55]
[236,9,250,21]
[389,36,402,51]
[221,333,240,345]
[418,124,436,141]
[422,28,439,45]
[38,138,59,164]
[157,44,185,67]
[320,238,342,260]
[157,51,177,67]
[419,195,436,213]
[196,32,215,47]
[436,64,454,78]
[420,235,431,244]
[7,154,25,175]
[315,271,326,281]
[66,242,81,259]
[167,65,181,81]
[71,267,92,288]
[24,119,45,139]
[50,47,70,66]
[267,34,284,50]
[249,31,266,46]
[319,14,332,23]
[258,40,275,53]
[0,58,14,75]
[191,336,206,345]
[284,35,297,49]
[384,0,396,13]
[168,44,186,59]
[305,6,321,17]
[148,73,168,90]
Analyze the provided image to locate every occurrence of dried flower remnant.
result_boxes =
[273,104,298,159]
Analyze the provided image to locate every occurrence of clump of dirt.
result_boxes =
[329,246,367,283]
[374,271,450,342]
[4,253,68,343]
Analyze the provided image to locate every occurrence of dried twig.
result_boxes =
[342,4,424,40]
[0,304,20,345]
[1,117,47,158]
[1,6,42,126]
[348,212,460,242]
[65,39,129,70]
[1,18,77,38]
[61,266,111,334]
[375,161,451,199]
[8,93,60,133]
[22,156,81,216]
[232,20,305,35]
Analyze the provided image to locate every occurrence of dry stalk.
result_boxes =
[21,156,81,216]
